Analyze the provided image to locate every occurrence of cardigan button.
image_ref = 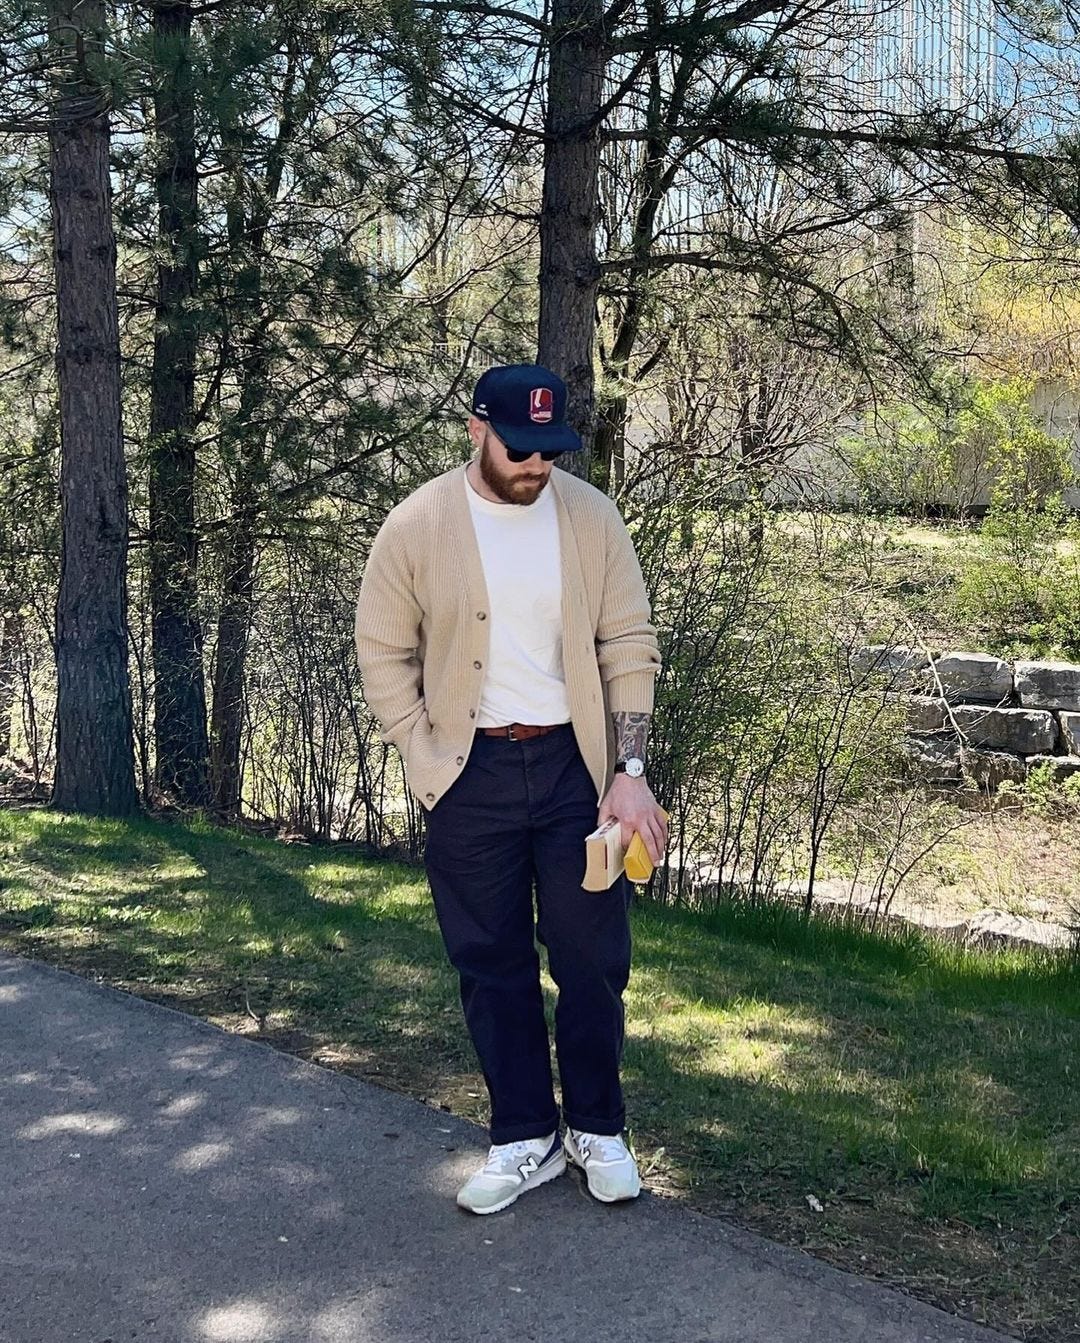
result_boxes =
[477,611,487,620]
[469,709,476,719]
[425,792,434,801]
[456,756,464,765]
[473,660,482,669]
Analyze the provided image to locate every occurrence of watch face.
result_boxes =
[624,757,645,778]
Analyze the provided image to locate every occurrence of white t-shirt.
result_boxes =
[464,468,572,727]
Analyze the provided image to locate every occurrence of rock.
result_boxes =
[933,651,1013,704]
[672,860,1076,954]
[1059,711,1080,755]
[821,896,1074,952]
[959,747,1028,790]
[1014,659,1080,711]
[951,704,1058,754]
[933,910,1074,951]
[777,882,1075,953]
[1025,754,1080,783]
[901,735,961,782]
[851,645,934,690]
[905,694,948,733]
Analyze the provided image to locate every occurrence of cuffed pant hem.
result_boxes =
[490,1115,562,1145]
[562,1111,625,1137]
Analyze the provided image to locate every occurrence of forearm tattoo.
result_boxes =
[612,711,649,764]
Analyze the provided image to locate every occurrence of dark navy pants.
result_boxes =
[423,722,632,1144]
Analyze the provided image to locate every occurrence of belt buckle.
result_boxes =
[507,724,518,742]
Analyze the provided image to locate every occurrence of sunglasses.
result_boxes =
[506,446,561,463]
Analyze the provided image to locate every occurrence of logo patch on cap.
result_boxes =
[529,387,554,423]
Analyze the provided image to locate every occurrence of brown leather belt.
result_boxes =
[478,723,567,742]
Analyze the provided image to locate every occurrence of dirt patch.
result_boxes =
[904,809,1080,931]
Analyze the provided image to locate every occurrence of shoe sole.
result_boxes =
[456,1150,567,1215]
[563,1138,641,1203]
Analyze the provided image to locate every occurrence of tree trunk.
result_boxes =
[888,207,917,326]
[594,294,643,494]
[538,0,604,482]
[209,490,257,818]
[49,0,139,817]
[207,57,308,818]
[207,152,267,820]
[593,390,628,495]
[148,0,211,806]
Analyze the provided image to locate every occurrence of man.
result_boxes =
[354,363,667,1215]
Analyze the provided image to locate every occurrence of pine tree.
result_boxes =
[47,0,139,815]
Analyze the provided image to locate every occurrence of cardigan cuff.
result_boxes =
[605,671,658,716]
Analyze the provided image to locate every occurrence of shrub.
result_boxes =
[840,376,1072,522]
[950,381,1074,651]
[1018,761,1080,821]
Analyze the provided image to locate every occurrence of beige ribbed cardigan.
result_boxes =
[354,461,661,810]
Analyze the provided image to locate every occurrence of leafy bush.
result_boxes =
[949,381,1075,652]
[634,468,913,910]
[840,376,1072,521]
[1017,761,1080,821]
[840,399,952,515]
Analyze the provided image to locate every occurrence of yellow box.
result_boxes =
[624,808,669,883]
[624,832,652,882]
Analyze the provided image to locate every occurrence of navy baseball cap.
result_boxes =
[471,364,582,456]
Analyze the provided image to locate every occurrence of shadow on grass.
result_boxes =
[2,809,1078,1340]
[0,810,468,1078]
[6,815,1077,1170]
[624,896,1079,1275]
[633,896,1080,1013]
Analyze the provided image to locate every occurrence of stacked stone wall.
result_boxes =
[853,647,1080,789]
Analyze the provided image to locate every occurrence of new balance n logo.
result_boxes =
[517,1154,539,1179]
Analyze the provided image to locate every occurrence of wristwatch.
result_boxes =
[614,757,645,778]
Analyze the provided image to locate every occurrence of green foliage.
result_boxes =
[1015,761,1080,821]
[841,399,950,515]
[975,379,1074,512]
[842,375,1072,521]
[636,485,911,906]
[844,377,1080,656]
[950,381,1077,653]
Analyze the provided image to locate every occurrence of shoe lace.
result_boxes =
[482,1138,546,1174]
[575,1132,627,1162]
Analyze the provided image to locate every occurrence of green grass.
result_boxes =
[1,807,1077,1341]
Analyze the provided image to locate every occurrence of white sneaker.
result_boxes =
[563,1129,641,1203]
[456,1133,566,1214]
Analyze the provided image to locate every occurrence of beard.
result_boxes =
[478,433,549,505]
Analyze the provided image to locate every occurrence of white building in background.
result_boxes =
[642,0,1019,249]
[807,0,1071,146]
[619,0,1080,509]
[845,0,999,117]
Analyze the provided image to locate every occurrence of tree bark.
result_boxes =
[538,0,604,482]
[595,305,639,494]
[148,0,211,806]
[49,0,139,817]
[208,268,268,814]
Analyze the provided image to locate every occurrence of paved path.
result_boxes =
[0,950,1012,1343]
